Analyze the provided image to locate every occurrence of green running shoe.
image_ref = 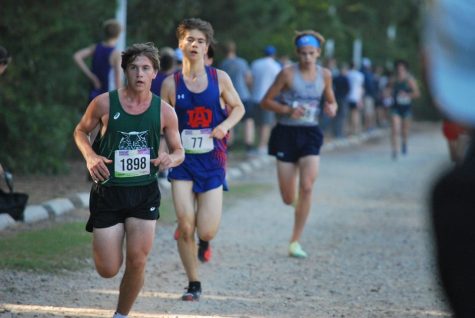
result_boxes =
[288,241,308,258]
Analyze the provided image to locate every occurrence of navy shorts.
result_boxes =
[268,124,324,163]
[168,162,228,193]
[391,104,412,118]
[87,181,161,232]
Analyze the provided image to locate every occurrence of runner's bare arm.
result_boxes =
[322,68,338,118]
[213,70,245,139]
[408,77,420,99]
[261,68,298,116]
[73,44,101,89]
[152,101,184,169]
[73,94,112,181]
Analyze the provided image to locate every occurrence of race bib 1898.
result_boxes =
[181,128,214,154]
[114,148,150,178]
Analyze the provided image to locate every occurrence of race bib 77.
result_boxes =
[181,128,214,154]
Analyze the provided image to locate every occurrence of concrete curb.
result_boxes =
[24,205,49,223]
[42,198,76,217]
[70,192,90,209]
[0,128,388,231]
[0,214,15,230]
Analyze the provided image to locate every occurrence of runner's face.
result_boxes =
[180,29,208,62]
[297,46,320,67]
[397,64,408,77]
[126,55,157,91]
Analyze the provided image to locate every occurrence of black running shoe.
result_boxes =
[182,281,201,301]
[401,143,408,155]
[198,240,211,263]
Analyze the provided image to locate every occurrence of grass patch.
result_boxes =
[224,182,273,206]
[158,196,176,224]
[0,222,91,272]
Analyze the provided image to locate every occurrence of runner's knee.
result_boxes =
[95,262,122,278]
[178,222,195,241]
[282,193,296,205]
[198,231,215,242]
[93,249,123,278]
[299,182,314,198]
[125,254,147,272]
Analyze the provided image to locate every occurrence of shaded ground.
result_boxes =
[0,123,453,317]
[13,160,91,206]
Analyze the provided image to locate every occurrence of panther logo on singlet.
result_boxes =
[118,131,148,150]
[187,106,213,128]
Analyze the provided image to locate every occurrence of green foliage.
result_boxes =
[0,100,77,173]
[224,182,273,207]
[0,0,116,173]
[126,0,295,61]
[157,195,176,224]
[126,0,423,73]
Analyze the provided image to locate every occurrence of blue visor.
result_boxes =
[295,35,320,49]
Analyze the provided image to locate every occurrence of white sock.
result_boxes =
[113,312,127,318]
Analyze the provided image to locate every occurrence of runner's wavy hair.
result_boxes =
[121,42,160,71]
[176,18,216,45]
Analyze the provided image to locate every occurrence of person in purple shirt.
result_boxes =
[73,19,123,103]
[74,19,123,152]
[150,47,176,96]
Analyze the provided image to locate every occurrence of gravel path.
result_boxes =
[0,125,452,317]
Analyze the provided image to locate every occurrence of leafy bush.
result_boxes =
[0,100,77,173]
[0,0,116,173]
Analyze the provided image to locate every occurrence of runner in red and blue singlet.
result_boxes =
[161,18,245,302]
[168,65,229,192]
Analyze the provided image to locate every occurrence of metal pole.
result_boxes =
[325,39,335,58]
[353,38,362,68]
[116,0,127,52]
[110,0,126,89]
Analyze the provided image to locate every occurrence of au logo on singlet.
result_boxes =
[187,106,212,128]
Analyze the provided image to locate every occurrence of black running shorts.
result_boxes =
[268,124,324,163]
[86,181,161,232]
